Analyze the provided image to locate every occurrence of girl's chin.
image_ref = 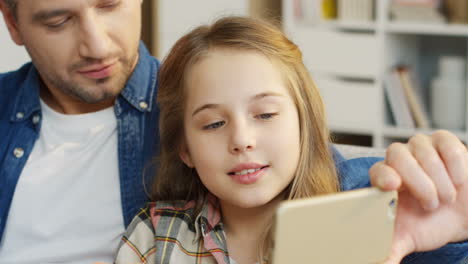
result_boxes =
[221,195,282,210]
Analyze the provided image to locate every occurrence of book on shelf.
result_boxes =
[390,0,445,23]
[396,66,431,129]
[337,0,374,22]
[385,69,415,128]
[293,0,337,23]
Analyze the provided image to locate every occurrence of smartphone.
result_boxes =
[272,187,397,264]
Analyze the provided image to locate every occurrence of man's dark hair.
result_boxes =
[3,0,17,19]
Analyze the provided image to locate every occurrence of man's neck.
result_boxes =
[39,82,115,115]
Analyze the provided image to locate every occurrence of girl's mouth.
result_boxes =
[227,165,269,176]
[228,166,269,184]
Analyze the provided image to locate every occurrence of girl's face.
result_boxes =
[181,49,301,209]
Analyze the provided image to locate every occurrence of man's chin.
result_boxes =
[79,92,118,104]
[71,79,126,104]
[66,86,119,104]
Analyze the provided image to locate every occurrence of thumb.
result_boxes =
[382,236,414,264]
[382,254,403,264]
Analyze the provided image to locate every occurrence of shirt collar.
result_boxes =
[10,65,41,122]
[194,194,223,239]
[117,42,159,114]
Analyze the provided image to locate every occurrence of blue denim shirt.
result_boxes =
[0,43,160,239]
[0,43,466,263]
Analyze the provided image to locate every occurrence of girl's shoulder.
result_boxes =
[116,200,199,262]
[147,199,197,213]
[124,200,198,235]
[125,200,196,228]
[117,198,225,263]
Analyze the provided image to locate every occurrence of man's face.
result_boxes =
[2,0,142,104]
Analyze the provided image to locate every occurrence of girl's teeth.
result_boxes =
[235,168,260,176]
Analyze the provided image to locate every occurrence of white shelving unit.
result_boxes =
[283,0,468,147]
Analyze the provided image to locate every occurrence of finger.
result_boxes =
[369,161,402,191]
[408,133,457,204]
[432,130,468,187]
[385,142,439,210]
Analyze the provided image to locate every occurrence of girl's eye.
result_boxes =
[256,113,277,120]
[203,121,225,130]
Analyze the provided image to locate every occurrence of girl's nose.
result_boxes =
[229,121,256,154]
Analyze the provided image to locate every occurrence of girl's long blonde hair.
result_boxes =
[153,16,340,261]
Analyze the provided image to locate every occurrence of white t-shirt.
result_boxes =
[0,100,124,264]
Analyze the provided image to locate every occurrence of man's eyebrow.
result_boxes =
[32,9,70,23]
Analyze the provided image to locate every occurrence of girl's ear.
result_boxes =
[179,144,194,168]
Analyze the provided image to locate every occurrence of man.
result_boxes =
[0,1,467,264]
[0,0,159,263]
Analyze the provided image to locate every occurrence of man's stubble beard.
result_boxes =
[35,50,139,104]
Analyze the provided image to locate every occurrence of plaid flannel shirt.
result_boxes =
[115,195,232,264]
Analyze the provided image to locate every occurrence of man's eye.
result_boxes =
[46,18,70,29]
[99,0,121,9]
[257,113,277,120]
[203,121,225,130]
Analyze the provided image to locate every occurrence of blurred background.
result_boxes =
[2,0,467,148]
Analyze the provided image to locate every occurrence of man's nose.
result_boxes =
[78,12,111,60]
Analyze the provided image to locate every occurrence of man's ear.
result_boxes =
[0,2,24,45]
[179,144,194,168]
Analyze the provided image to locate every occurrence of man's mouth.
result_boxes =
[77,60,118,79]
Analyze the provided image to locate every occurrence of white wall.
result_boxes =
[156,0,249,58]
[0,13,30,72]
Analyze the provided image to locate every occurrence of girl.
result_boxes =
[115,17,468,264]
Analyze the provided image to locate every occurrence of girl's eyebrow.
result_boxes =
[251,92,285,101]
[192,104,220,117]
[191,92,285,117]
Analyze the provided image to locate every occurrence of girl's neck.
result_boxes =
[220,195,284,264]
[221,197,281,236]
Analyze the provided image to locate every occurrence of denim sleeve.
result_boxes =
[335,155,468,264]
[402,243,468,264]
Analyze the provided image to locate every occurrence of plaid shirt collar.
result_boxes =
[194,194,223,240]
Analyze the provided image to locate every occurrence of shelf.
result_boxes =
[296,20,376,32]
[329,125,375,136]
[386,22,468,37]
[312,71,376,81]
[283,0,468,147]
[383,126,467,140]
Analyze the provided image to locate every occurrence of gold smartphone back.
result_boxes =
[272,187,397,264]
